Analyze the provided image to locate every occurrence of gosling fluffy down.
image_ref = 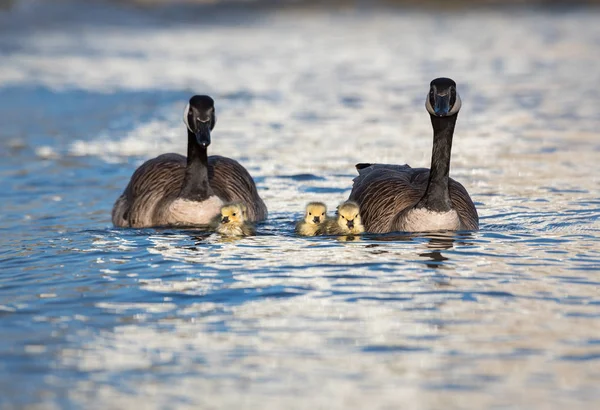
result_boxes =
[295,202,327,236]
[322,200,365,235]
[212,203,256,237]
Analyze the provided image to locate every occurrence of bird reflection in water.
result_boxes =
[419,232,474,269]
[177,229,474,266]
[335,234,361,242]
[188,231,249,244]
[362,231,474,269]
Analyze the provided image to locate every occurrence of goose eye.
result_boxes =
[321,212,325,215]
[309,212,312,215]
[341,215,345,219]
[232,213,236,216]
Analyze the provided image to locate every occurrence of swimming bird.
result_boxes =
[349,78,478,233]
[295,202,327,236]
[112,95,267,228]
[212,203,255,237]
[322,200,365,235]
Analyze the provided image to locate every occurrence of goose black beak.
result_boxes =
[195,122,211,148]
[347,220,355,229]
[313,216,320,223]
[433,93,450,117]
[221,216,229,224]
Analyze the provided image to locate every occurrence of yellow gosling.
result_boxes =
[213,203,255,237]
[323,200,365,235]
[295,202,327,236]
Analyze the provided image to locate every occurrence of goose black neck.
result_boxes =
[179,129,212,201]
[416,113,457,212]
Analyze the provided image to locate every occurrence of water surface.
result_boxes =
[1,2,600,409]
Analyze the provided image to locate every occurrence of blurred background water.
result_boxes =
[1,0,600,409]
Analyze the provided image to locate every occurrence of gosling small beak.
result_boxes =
[433,93,451,117]
[313,216,320,223]
[347,220,354,229]
[195,121,211,148]
[221,216,229,224]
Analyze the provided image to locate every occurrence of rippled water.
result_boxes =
[1,2,600,409]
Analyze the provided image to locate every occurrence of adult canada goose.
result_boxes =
[212,203,256,237]
[295,202,327,236]
[112,95,267,228]
[349,78,478,233]
[321,200,365,235]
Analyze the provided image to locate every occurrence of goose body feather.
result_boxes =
[349,163,478,233]
[112,153,266,228]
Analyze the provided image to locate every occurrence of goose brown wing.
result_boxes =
[350,163,478,232]
[113,154,186,228]
[448,178,479,230]
[355,163,412,173]
[406,169,478,230]
[208,155,267,222]
[350,164,422,233]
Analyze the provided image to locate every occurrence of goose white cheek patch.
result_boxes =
[183,105,215,131]
[183,103,191,132]
[449,94,462,115]
[426,96,435,115]
[425,93,462,116]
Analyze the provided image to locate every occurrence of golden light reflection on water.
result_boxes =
[1,2,600,409]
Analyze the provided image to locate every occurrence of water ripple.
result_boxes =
[2,3,600,410]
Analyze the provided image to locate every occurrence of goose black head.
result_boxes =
[184,95,216,148]
[426,78,461,117]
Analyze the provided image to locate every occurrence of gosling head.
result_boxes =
[336,200,363,232]
[183,95,216,148]
[219,203,247,226]
[304,202,327,225]
[426,77,461,117]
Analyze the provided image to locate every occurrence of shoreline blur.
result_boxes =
[101,0,600,6]
[3,0,600,11]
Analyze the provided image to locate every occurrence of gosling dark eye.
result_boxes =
[309,212,312,216]
[341,215,345,219]
[232,213,236,216]
[321,212,325,216]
